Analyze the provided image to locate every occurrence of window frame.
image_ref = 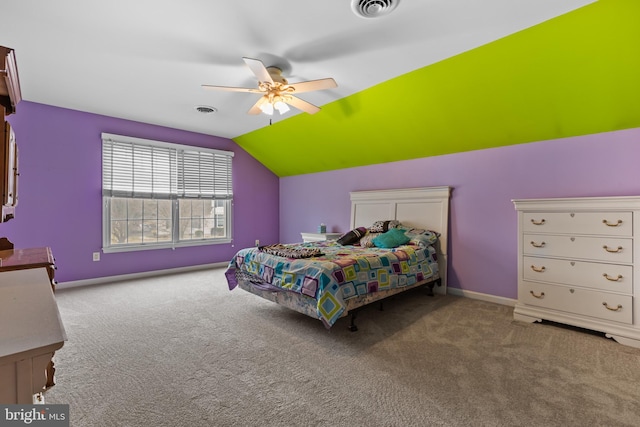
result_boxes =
[101,133,234,253]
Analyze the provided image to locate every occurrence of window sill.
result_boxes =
[103,238,232,254]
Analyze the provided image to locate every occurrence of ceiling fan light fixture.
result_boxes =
[274,100,290,114]
[259,102,274,115]
[351,0,399,18]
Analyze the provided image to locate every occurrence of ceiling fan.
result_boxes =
[202,57,337,115]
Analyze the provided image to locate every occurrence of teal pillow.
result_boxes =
[372,228,410,249]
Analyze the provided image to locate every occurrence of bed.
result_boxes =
[224,186,451,330]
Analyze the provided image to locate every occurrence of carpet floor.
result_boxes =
[45,268,640,426]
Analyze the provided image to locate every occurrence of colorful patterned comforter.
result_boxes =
[225,241,439,327]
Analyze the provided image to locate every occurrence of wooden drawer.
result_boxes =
[520,281,633,324]
[523,234,633,264]
[523,256,633,294]
[523,212,632,236]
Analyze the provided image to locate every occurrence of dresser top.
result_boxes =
[513,196,640,211]
[0,268,66,359]
[0,247,54,271]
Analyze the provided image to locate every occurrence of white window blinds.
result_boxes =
[177,149,233,199]
[102,133,233,200]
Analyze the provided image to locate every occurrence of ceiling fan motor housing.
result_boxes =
[267,67,288,85]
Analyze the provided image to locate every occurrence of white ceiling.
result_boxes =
[1,0,594,139]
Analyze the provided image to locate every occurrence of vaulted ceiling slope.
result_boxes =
[234,0,640,177]
[2,1,593,143]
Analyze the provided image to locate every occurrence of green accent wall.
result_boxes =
[234,0,640,177]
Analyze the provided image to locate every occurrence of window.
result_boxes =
[101,133,233,252]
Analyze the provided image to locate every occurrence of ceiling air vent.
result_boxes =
[351,0,399,18]
[195,105,217,114]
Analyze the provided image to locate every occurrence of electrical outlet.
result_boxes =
[255,239,260,247]
[92,252,100,261]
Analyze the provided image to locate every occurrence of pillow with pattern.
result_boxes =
[337,227,367,245]
[403,228,439,247]
[369,220,401,233]
[359,231,381,248]
[372,228,411,249]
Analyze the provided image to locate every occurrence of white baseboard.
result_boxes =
[56,262,228,290]
[58,265,517,309]
[447,287,517,307]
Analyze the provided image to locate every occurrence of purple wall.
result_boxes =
[5,100,639,298]
[280,127,640,299]
[3,101,279,283]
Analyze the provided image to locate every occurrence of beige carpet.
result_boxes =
[46,268,640,426]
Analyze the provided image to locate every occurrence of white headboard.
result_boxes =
[350,186,452,294]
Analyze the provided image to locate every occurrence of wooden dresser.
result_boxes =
[513,196,640,348]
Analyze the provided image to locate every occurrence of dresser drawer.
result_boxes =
[523,256,633,294]
[523,212,632,236]
[520,281,633,324]
[523,234,633,263]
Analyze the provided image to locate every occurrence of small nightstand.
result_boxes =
[301,232,343,243]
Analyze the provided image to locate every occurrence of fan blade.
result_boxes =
[201,84,263,93]
[248,96,268,115]
[288,78,337,94]
[286,96,321,115]
[243,57,274,84]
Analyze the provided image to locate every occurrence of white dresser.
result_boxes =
[0,268,66,403]
[513,196,640,348]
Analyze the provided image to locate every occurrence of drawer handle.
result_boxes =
[602,302,623,312]
[603,245,623,253]
[602,219,623,227]
[530,241,546,248]
[530,265,546,273]
[530,219,546,225]
[530,291,545,299]
[603,273,623,282]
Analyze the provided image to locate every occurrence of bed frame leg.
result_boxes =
[425,279,440,296]
[348,311,358,332]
